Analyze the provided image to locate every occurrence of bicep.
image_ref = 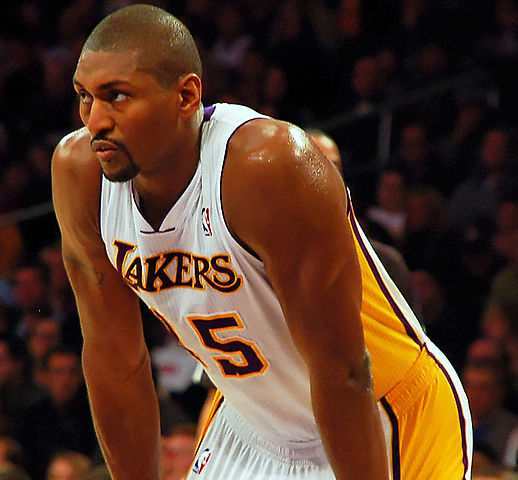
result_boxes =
[224,122,365,371]
[52,135,144,361]
[265,169,365,370]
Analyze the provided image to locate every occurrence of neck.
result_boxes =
[133,112,203,230]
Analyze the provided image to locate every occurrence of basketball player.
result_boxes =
[51,5,472,480]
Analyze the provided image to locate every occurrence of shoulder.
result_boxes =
[52,127,99,177]
[228,118,309,164]
[52,128,102,238]
[225,118,333,195]
[222,117,348,256]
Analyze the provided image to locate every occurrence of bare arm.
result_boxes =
[223,120,388,480]
[52,130,161,480]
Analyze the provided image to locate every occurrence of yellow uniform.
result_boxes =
[349,197,472,479]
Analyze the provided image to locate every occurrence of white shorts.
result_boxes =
[186,401,335,480]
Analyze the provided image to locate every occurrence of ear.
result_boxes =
[177,73,202,118]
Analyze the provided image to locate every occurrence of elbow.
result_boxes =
[82,341,150,383]
[346,350,374,393]
[309,348,374,394]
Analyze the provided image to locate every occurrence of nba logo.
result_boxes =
[192,447,212,474]
[202,207,212,237]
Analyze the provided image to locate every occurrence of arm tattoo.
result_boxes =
[63,255,106,286]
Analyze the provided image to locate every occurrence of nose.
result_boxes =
[86,98,114,137]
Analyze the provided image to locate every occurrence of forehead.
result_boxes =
[74,49,153,87]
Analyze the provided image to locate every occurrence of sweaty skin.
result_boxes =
[53,43,388,480]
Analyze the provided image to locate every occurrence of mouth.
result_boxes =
[91,139,120,162]
[91,139,119,153]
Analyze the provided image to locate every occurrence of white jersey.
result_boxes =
[100,103,319,441]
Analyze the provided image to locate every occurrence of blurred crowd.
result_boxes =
[1,0,518,479]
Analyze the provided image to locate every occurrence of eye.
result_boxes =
[77,91,92,105]
[111,91,129,103]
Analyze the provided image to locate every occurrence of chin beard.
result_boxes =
[102,161,139,183]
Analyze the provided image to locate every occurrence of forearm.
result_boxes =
[83,345,161,480]
[310,362,388,480]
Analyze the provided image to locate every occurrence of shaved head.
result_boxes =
[81,4,201,87]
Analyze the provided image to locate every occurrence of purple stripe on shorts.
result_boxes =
[426,348,470,480]
[380,397,400,480]
[348,211,423,346]
[204,105,216,121]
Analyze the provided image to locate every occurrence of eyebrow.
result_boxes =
[73,79,132,90]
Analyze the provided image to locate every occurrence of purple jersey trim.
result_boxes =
[204,105,216,121]
[348,210,423,346]
[380,397,401,480]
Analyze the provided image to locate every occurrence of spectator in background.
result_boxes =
[0,436,29,479]
[348,55,389,115]
[46,451,92,480]
[389,122,446,194]
[438,93,494,192]
[259,65,293,121]
[406,42,458,137]
[471,465,504,480]
[479,0,518,123]
[0,224,22,291]
[11,262,52,339]
[463,359,518,463]
[365,168,408,246]
[18,348,96,480]
[483,189,518,386]
[27,316,61,370]
[32,49,76,138]
[455,219,501,325]
[208,2,251,73]
[267,0,321,120]
[161,424,197,480]
[0,336,43,437]
[504,425,518,472]
[413,42,452,85]
[411,268,471,369]
[39,243,73,315]
[150,327,205,425]
[479,302,518,384]
[39,242,81,350]
[12,262,48,312]
[402,185,458,271]
[466,339,518,416]
[449,127,518,234]
[18,141,60,255]
[234,48,267,112]
[180,0,216,50]
[0,165,31,220]
[84,465,111,480]
[1,35,44,153]
[467,338,510,366]
[306,129,343,173]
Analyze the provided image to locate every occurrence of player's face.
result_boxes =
[73,49,180,182]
